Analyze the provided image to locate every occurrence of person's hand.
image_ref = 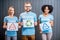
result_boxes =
[40,30,42,33]
[3,25,7,29]
[21,22,23,26]
[3,22,7,29]
[18,26,21,28]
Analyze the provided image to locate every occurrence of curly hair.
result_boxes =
[41,5,53,13]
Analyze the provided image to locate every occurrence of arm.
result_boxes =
[38,15,42,33]
[34,14,37,26]
[38,20,42,33]
[3,22,7,29]
[3,17,7,29]
[19,14,23,28]
[18,22,23,28]
[34,22,37,26]
[50,15,54,27]
[50,21,54,27]
[16,17,21,28]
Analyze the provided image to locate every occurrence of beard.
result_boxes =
[25,9,31,12]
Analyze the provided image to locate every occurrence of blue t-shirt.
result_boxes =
[4,16,18,36]
[19,11,37,35]
[38,14,54,33]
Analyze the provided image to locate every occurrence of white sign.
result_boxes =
[7,23,18,31]
[39,22,52,31]
[23,19,34,27]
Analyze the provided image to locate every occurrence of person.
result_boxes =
[3,6,19,40]
[19,2,37,40]
[38,5,54,40]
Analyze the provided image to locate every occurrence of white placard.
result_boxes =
[39,22,52,31]
[7,23,18,31]
[23,20,34,27]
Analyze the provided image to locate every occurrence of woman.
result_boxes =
[3,6,19,40]
[38,5,54,40]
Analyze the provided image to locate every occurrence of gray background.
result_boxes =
[0,0,60,40]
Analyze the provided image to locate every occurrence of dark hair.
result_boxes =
[8,6,14,10]
[41,5,53,13]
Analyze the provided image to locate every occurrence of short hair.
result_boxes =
[24,2,32,5]
[41,5,53,13]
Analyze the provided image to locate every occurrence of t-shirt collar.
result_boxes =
[25,11,31,14]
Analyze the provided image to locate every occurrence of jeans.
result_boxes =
[5,36,17,40]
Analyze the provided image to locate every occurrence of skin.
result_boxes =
[38,6,54,33]
[24,3,32,12]
[19,3,37,27]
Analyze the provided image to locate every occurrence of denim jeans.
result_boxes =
[5,36,17,40]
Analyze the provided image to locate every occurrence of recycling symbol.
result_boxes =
[43,23,49,30]
[25,20,32,26]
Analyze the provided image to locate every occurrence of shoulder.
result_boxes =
[4,16,9,19]
[20,12,26,16]
[30,12,37,16]
[49,14,54,20]
[49,14,54,17]
[14,16,18,19]
[49,14,53,16]
[39,14,43,18]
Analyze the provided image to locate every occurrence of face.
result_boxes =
[44,7,50,14]
[24,3,32,12]
[8,7,14,15]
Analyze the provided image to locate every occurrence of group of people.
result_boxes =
[3,2,54,40]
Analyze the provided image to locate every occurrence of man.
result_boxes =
[19,2,37,40]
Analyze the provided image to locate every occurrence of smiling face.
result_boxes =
[24,2,32,12]
[8,7,14,15]
[44,6,50,14]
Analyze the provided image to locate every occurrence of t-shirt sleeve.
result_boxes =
[4,17,7,22]
[50,15,54,21]
[16,17,19,23]
[19,14,22,22]
[38,15,41,20]
[34,14,37,22]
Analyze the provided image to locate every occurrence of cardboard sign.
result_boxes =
[39,22,52,31]
[7,23,18,31]
[23,20,34,28]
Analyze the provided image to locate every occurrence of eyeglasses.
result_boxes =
[25,6,32,7]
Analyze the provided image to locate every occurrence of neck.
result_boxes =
[25,11,30,13]
[43,13,49,16]
[25,11,31,12]
[9,15,14,17]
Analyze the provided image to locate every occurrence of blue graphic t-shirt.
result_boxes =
[38,14,54,33]
[19,11,37,35]
[4,16,18,36]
